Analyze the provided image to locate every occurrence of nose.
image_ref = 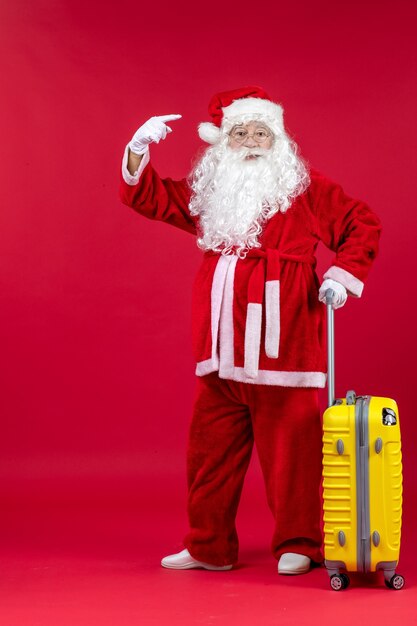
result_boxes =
[243,135,257,147]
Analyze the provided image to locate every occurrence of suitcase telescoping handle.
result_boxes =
[325,288,357,409]
[325,288,336,408]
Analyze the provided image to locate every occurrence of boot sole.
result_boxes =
[161,560,233,571]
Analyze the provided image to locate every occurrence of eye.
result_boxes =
[234,130,247,138]
[255,130,268,139]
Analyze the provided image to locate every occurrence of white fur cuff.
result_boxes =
[323,266,364,297]
[121,144,150,185]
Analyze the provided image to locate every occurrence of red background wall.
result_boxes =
[0,0,416,564]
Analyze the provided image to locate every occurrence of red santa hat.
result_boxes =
[198,86,285,144]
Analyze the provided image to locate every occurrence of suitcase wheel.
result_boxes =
[340,573,350,589]
[330,573,350,591]
[385,574,405,590]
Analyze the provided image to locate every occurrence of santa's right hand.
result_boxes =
[128,114,182,155]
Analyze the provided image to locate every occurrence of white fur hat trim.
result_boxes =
[198,97,284,144]
[222,98,284,130]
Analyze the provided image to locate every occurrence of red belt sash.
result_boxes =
[243,249,316,377]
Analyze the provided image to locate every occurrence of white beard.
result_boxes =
[189,134,310,258]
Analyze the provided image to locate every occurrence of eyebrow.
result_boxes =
[232,124,270,131]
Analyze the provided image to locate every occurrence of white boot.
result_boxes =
[278,552,311,575]
[161,548,233,571]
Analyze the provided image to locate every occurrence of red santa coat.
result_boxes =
[120,152,381,388]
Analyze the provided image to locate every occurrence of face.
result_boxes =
[228,121,274,158]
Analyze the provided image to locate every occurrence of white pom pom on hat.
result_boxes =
[198,122,223,144]
[198,86,284,144]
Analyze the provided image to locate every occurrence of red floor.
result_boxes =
[0,468,415,626]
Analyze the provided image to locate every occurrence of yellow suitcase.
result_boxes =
[322,290,404,591]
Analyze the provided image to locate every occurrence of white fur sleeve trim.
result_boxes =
[121,144,150,186]
[323,266,364,298]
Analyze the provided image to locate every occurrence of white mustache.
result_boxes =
[235,147,268,159]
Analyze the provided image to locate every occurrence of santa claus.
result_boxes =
[120,86,381,575]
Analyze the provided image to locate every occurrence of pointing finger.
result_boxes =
[157,114,182,123]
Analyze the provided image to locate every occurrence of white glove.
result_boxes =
[128,114,182,155]
[318,278,347,309]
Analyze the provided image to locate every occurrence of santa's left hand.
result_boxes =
[318,279,347,309]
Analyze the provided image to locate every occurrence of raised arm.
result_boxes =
[120,115,196,235]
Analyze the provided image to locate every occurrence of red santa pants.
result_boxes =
[183,372,323,566]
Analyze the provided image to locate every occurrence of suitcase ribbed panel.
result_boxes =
[322,401,358,570]
[368,397,402,571]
